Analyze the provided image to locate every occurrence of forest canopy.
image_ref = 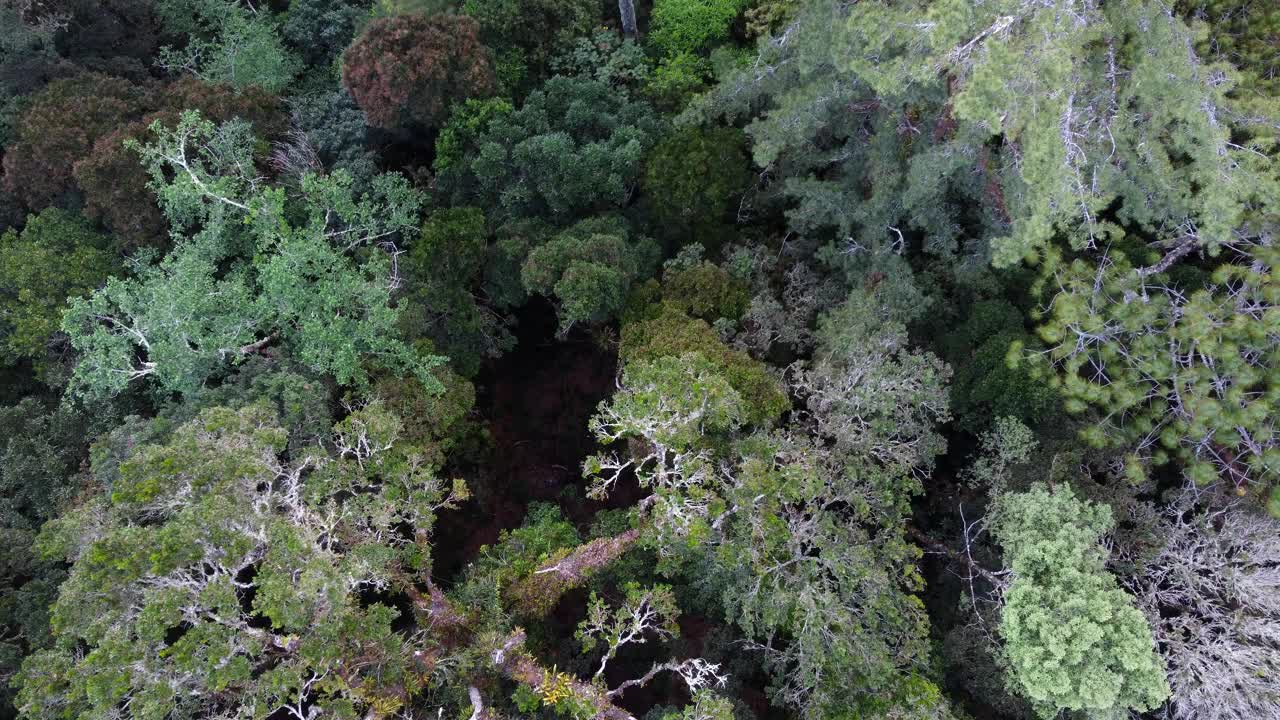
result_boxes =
[0,1,1277,720]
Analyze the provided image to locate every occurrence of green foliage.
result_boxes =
[942,300,1058,430]
[157,0,301,92]
[286,90,379,186]
[689,0,998,257]
[462,0,598,84]
[436,75,661,221]
[371,0,458,17]
[16,403,465,719]
[660,260,750,322]
[962,416,1038,491]
[993,484,1169,719]
[341,13,494,130]
[464,503,581,598]
[598,353,745,451]
[743,0,798,38]
[400,207,520,377]
[433,97,513,175]
[587,329,952,718]
[622,303,788,427]
[521,216,661,332]
[576,582,680,670]
[798,288,952,496]
[661,691,736,720]
[650,0,746,56]
[1182,0,1280,102]
[551,31,651,93]
[371,362,478,467]
[647,52,713,108]
[61,111,441,399]
[282,0,368,66]
[1032,243,1280,500]
[716,433,942,719]
[0,4,60,148]
[0,398,90,717]
[0,209,119,367]
[641,125,751,239]
[700,0,1280,505]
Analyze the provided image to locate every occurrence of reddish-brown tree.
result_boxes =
[341,14,495,130]
[1,73,149,209]
[73,79,286,250]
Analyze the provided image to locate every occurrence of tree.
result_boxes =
[400,207,521,377]
[436,74,661,221]
[550,30,651,93]
[656,251,751,323]
[0,208,119,368]
[0,398,91,717]
[942,299,1058,430]
[284,90,380,187]
[15,0,161,71]
[621,302,789,428]
[1030,238,1280,502]
[584,348,954,718]
[688,0,997,257]
[73,78,286,250]
[1,73,149,209]
[281,0,369,66]
[521,216,661,333]
[16,403,468,719]
[649,0,745,56]
[992,484,1169,719]
[61,111,441,399]
[156,0,301,93]
[791,288,952,488]
[1128,494,1280,720]
[715,433,949,720]
[462,0,599,87]
[342,14,494,130]
[697,0,1280,503]
[641,125,751,241]
[0,1,67,149]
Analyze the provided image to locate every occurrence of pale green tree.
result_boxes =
[62,112,440,398]
[993,484,1169,719]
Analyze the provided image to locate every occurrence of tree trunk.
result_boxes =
[506,528,642,617]
[618,0,637,37]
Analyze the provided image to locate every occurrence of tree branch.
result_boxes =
[489,630,636,720]
[1135,236,1201,278]
[506,529,643,617]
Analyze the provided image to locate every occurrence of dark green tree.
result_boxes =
[462,0,599,88]
[521,216,660,333]
[437,75,661,222]
[0,209,119,369]
[400,207,521,377]
[641,125,751,242]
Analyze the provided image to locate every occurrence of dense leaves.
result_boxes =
[993,485,1169,718]
[0,209,118,367]
[2,1,1278,719]
[62,112,440,398]
[436,75,661,221]
[17,403,466,719]
[342,13,494,130]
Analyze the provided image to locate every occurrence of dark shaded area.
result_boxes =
[432,297,620,584]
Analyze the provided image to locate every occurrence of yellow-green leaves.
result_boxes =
[994,485,1169,718]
